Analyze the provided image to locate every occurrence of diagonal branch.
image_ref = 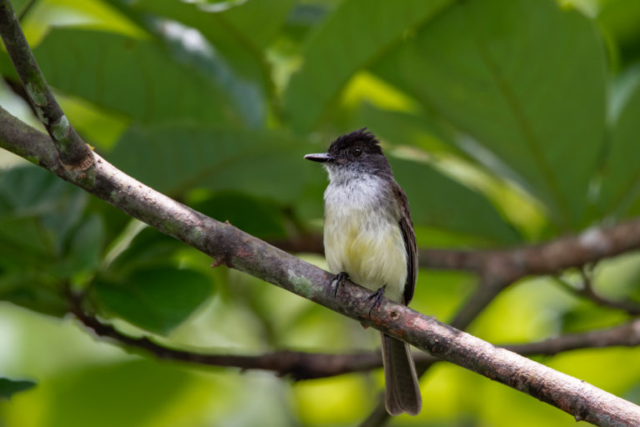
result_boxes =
[1,107,639,425]
[0,0,92,170]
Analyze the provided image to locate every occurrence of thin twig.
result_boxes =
[0,0,93,170]
[553,274,640,316]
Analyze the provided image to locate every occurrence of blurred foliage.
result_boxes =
[1,0,640,425]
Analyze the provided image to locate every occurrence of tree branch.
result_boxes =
[71,292,640,380]
[273,228,640,285]
[0,0,93,170]
[553,274,640,316]
[1,107,639,425]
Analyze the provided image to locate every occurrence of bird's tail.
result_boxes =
[380,333,422,416]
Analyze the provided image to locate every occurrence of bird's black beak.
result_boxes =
[304,153,334,163]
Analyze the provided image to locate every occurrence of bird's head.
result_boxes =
[304,129,390,182]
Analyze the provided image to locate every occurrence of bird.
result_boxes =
[304,128,421,416]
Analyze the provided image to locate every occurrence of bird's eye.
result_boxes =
[352,147,363,157]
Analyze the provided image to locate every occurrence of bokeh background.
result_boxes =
[2,0,640,425]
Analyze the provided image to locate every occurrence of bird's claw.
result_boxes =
[368,285,386,318]
[330,272,349,297]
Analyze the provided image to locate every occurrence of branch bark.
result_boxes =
[1,107,639,426]
[273,230,640,285]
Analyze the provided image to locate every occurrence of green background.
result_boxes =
[2,0,640,425]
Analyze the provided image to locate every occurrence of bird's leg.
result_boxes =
[330,272,350,297]
[368,285,387,317]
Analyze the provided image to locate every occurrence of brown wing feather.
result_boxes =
[392,182,417,305]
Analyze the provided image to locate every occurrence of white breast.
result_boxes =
[323,174,407,302]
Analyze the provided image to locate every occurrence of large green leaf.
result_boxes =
[390,158,520,245]
[109,125,314,203]
[124,0,293,127]
[0,377,36,400]
[94,267,213,335]
[0,166,102,316]
[374,0,607,229]
[134,0,295,50]
[283,0,454,132]
[599,67,640,217]
[5,29,241,126]
[359,103,461,156]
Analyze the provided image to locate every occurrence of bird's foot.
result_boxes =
[330,272,349,297]
[368,285,386,318]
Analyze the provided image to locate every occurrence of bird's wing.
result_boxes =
[392,182,418,305]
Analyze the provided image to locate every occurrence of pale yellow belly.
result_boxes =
[324,208,407,302]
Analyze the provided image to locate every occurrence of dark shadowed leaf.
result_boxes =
[93,267,213,335]
[106,227,184,276]
[374,0,607,229]
[0,377,36,400]
[109,125,313,203]
[0,165,87,257]
[283,0,454,132]
[391,158,520,244]
[192,192,287,240]
[598,0,640,66]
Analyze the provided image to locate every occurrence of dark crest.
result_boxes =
[328,128,383,156]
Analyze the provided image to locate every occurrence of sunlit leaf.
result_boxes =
[374,0,607,229]
[283,0,454,132]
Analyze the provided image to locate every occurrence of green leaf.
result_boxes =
[93,267,213,334]
[7,29,241,126]
[374,0,607,229]
[599,67,640,217]
[59,214,105,278]
[359,103,461,156]
[0,377,36,400]
[192,192,287,240]
[391,158,520,245]
[0,269,69,317]
[0,165,87,256]
[106,227,184,276]
[124,0,289,127]
[109,124,314,202]
[283,0,454,132]
[215,0,296,49]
